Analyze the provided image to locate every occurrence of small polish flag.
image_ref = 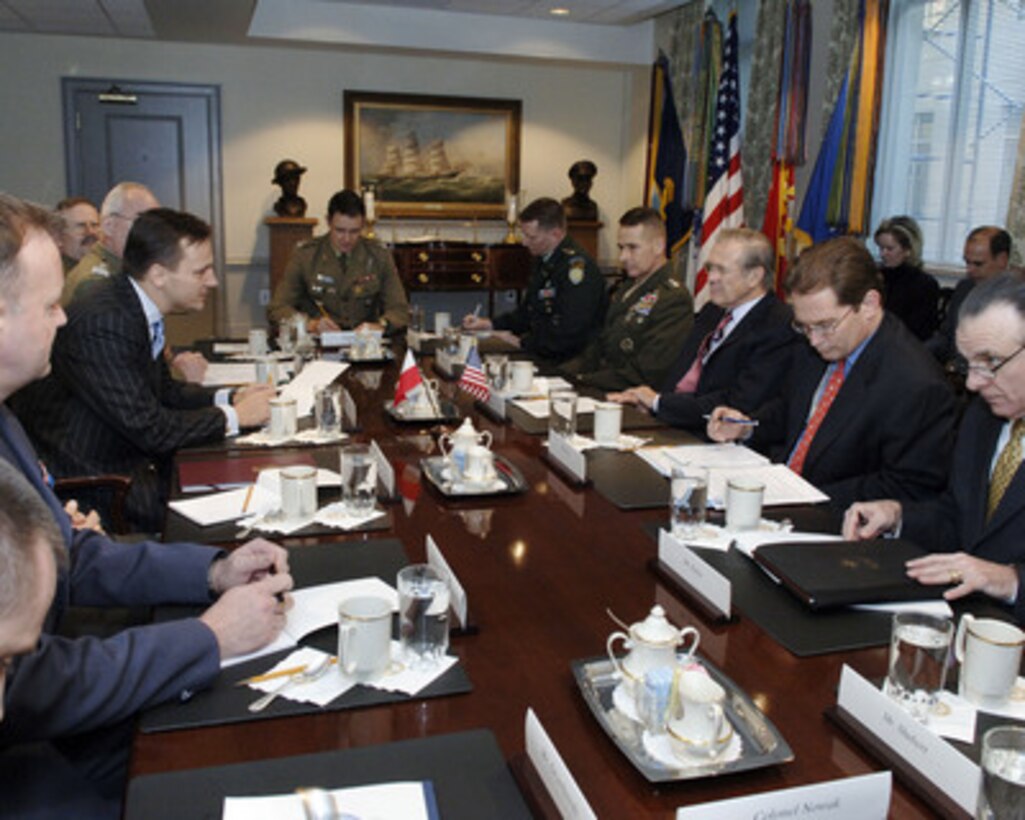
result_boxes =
[394,349,423,407]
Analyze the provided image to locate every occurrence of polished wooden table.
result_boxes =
[131,353,941,818]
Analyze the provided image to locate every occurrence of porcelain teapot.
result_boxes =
[439,418,492,474]
[607,605,700,688]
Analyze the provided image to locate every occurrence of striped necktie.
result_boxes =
[151,318,165,360]
[987,419,1025,520]
[787,360,846,475]
[674,310,734,394]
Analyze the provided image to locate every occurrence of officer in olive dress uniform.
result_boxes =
[268,189,409,335]
[560,207,694,392]
[463,198,606,363]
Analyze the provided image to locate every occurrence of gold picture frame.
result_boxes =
[344,91,522,219]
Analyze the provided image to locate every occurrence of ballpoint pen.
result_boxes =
[702,414,760,426]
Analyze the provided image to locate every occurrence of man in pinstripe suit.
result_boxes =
[20,208,274,533]
[0,194,293,817]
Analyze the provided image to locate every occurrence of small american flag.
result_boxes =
[458,345,490,402]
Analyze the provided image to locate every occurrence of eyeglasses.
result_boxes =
[791,307,853,339]
[958,344,1025,380]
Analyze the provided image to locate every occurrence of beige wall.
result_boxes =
[0,32,649,333]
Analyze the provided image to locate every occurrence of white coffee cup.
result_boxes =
[248,328,268,357]
[668,669,732,759]
[337,595,393,681]
[593,401,623,445]
[269,397,298,439]
[280,465,317,521]
[956,615,1025,707]
[510,361,534,393]
[725,478,765,531]
[463,444,496,485]
[434,311,451,334]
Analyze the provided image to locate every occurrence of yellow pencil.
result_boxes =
[235,656,337,686]
[241,484,255,514]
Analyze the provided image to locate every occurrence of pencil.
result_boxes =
[241,484,255,513]
[235,657,337,686]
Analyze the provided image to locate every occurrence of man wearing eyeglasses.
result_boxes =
[62,182,159,307]
[708,236,955,510]
[845,273,1025,619]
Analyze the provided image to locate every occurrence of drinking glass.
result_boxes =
[669,465,708,539]
[883,611,953,723]
[397,564,450,669]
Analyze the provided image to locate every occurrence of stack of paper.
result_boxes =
[223,780,436,820]
[636,444,829,507]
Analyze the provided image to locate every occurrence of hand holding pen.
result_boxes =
[705,406,758,443]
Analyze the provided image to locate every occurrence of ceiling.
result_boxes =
[0,0,685,39]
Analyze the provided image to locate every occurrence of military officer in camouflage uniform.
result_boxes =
[560,207,694,392]
[462,197,606,362]
[268,189,409,335]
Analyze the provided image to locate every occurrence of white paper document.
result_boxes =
[510,396,598,419]
[168,485,278,526]
[223,780,433,820]
[279,360,348,417]
[202,363,265,387]
[213,342,250,355]
[222,577,398,668]
[637,443,769,476]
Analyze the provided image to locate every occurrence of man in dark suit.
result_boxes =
[0,194,292,816]
[845,273,1025,621]
[925,226,1011,366]
[607,228,795,432]
[21,208,273,532]
[709,236,955,510]
[462,197,607,363]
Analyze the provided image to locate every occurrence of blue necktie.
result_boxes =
[151,319,165,360]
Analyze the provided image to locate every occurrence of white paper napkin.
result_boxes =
[235,429,347,447]
[315,503,387,530]
[569,433,651,452]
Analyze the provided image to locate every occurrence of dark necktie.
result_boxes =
[674,310,734,394]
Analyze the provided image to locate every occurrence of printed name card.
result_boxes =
[658,529,731,619]
[426,534,468,628]
[525,708,597,820]
[676,771,891,820]
[369,439,395,496]
[836,664,980,816]
[342,387,358,429]
[435,348,458,377]
[485,387,507,419]
[547,430,587,483]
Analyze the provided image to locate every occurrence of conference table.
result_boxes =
[128,346,950,818]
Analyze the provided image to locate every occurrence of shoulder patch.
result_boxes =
[568,259,585,285]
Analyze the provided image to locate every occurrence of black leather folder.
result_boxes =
[126,729,532,819]
[140,539,472,732]
[752,538,946,610]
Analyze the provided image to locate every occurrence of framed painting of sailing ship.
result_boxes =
[344,91,522,219]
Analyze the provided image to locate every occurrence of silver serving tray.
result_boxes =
[421,455,528,497]
[572,655,793,783]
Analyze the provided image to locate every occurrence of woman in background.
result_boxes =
[873,215,939,341]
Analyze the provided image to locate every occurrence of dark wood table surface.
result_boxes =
[130,352,941,819]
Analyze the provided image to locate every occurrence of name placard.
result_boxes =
[836,665,980,816]
[547,430,586,483]
[341,388,358,429]
[425,534,468,628]
[658,529,731,618]
[524,708,597,820]
[676,771,891,820]
[368,439,395,497]
[485,388,507,419]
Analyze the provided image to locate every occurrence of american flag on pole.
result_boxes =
[692,11,744,310]
[457,345,489,402]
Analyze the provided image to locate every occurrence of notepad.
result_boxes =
[222,577,399,668]
[222,780,438,820]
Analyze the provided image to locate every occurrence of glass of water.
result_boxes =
[883,611,953,723]
[314,385,341,436]
[979,726,1025,820]
[549,389,578,439]
[340,443,377,514]
[398,564,450,669]
[669,465,708,539]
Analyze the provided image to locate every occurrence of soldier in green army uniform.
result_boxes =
[462,197,606,363]
[560,207,694,392]
[268,189,409,335]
